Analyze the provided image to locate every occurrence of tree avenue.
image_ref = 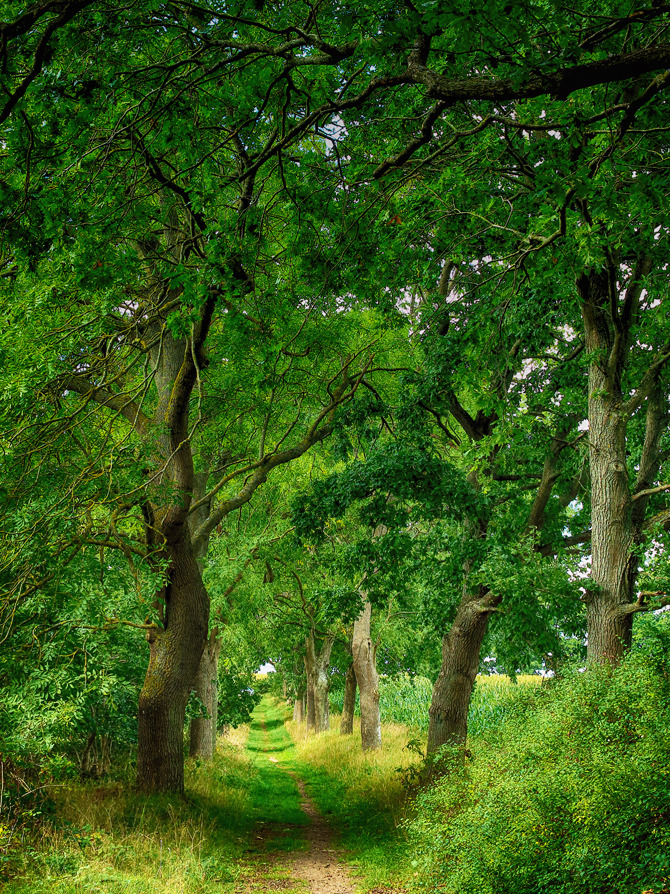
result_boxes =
[0,1,388,793]
[1,0,670,800]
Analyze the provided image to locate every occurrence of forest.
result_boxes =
[1,1,670,891]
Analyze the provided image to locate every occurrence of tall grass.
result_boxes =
[287,713,421,891]
[4,732,255,893]
[378,674,434,730]
[332,671,542,736]
[467,673,541,739]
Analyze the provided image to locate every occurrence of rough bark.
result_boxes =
[187,469,223,760]
[580,270,634,659]
[137,533,209,793]
[305,654,316,731]
[427,587,498,753]
[351,600,381,750]
[293,692,306,723]
[578,261,661,663]
[189,631,222,760]
[340,662,357,736]
[305,631,334,733]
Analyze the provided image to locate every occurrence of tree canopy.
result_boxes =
[1,0,670,793]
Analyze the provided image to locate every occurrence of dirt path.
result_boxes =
[270,755,357,894]
[238,715,358,894]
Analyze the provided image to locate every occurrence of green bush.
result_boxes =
[406,615,670,894]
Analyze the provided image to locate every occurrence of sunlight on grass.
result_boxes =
[287,710,421,891]
[288,713,420,821]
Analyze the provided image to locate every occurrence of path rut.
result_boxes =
[238,717,357,894]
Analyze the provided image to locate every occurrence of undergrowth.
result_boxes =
[7,628,670,894]
[2,729,257,893]
[405,615,670,894]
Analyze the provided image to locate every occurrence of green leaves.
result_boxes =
[292,441,483,543]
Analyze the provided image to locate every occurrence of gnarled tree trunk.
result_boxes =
[137,534,209,793]
[578,260,662,663]
[581,270,635,660]
[189,630,222,760]
[186,469,223,760]
[293,691,306,722]
[352,600,381,750]
[426,432,566,754]
[305,631,334,733]
[427,586,498,753]
[305,653,316,731]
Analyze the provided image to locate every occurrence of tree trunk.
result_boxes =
[352,600,381,750]
[427,587,497,753]
[340,662,357,735]
[582,275,634,659]
[137,534,209,793]
[578,264,657,663]
[189,631,222,760]
[293,692,305,723]
[305,631,334,733]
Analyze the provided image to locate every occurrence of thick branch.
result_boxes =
[62,376,151,435]
[407,44,670,106]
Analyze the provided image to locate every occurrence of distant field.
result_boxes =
[331,672,542,736]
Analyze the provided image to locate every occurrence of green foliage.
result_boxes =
[292,441,483,544]
[406,615,670,894]
[218,670,260,729]
[0,553,145,775]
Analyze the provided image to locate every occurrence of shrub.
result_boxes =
[406,617,670,894]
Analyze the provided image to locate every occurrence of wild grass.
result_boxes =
[3,733,256,893]
[468,673,542,739]
[287,712,421,891]
[332,671,542,737]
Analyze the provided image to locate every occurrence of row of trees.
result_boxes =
[1,0,670,792]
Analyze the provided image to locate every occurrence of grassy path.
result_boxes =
[3,696,410,893]
[239,697,358,894]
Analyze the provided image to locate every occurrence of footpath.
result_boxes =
[237,698,357,894]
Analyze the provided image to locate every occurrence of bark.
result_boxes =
[578,262,659,663]
[427,587,498,753]
[137,533,209,793]
[187,469,223,760]
[293,692,306,723]
[340,662,357,736]
[426,430,561,753]
[304,631,334,733]
[351,601,381,750]
[305,655,316,731]
[189,630,222,760]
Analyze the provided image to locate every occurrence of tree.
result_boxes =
[351,598,381,751]
[0,2,384,792]
[4,0,670,791]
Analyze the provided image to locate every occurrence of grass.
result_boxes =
[331,671,542,735]
[3,703,310,894]
[242,697,308,849]
[2,679,547,894]
[4,731,255,893]
[287,712,422,892]
[467,673,542,738]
